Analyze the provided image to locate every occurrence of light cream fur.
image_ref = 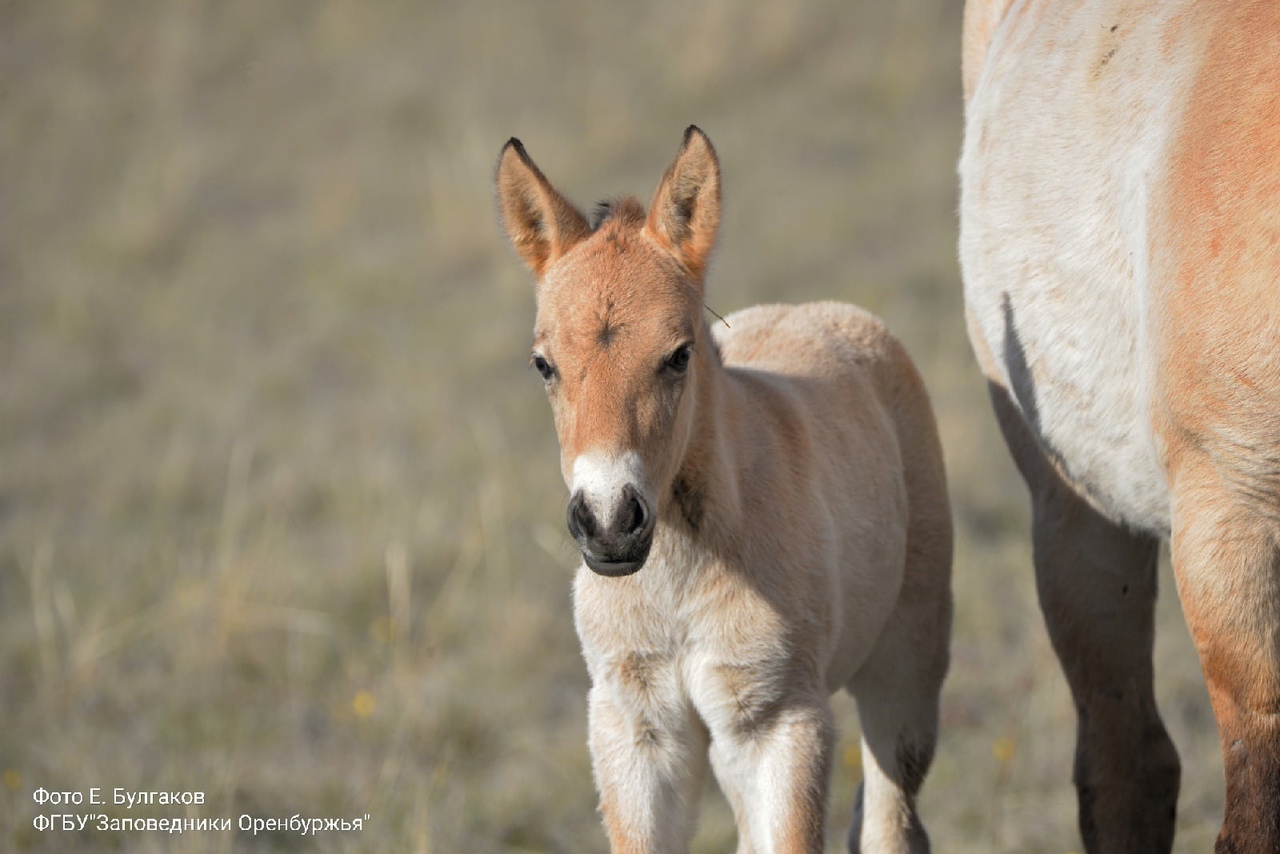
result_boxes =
[961,2,1280,850]
[498,127,952,853]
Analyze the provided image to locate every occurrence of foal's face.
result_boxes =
[533,211,703,575]
[497,126,721,576]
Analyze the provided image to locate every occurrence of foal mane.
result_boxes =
[590,196,647,232]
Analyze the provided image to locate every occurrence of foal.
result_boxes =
[497,126,952,853]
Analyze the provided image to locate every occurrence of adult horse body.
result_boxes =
[960,1,1280,850]
[498,127,952,852]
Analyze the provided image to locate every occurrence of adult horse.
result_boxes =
[960,1,1280,850]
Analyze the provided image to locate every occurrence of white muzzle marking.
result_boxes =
[571,451,648,530]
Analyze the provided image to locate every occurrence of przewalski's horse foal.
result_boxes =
[961,2,1280,851]
[497,127,952,853]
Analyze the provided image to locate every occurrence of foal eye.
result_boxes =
[664,343,693,375]
[530,354,556,381]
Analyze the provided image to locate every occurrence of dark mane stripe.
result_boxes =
[590,196,646,231]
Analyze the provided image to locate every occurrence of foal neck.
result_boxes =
[664,328,744,549]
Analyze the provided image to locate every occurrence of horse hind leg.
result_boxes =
[1168,460,1280,853]
[991,384,1180,853]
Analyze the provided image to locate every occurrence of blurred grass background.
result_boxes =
[0,1,1223,851]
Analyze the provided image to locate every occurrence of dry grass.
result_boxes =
[1,1,1220,851]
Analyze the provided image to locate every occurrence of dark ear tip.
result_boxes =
[680,126,716,162]
[501,137,530,163]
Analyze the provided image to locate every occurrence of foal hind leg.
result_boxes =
[992,386,1180,853]
[847,646,943,853]
[1168,466,1280,853]
[846,539,951,853]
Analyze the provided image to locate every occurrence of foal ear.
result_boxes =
[496,138,591,278]
[646,126,721,281]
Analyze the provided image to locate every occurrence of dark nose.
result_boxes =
[568,486,649,540]
[567,485,653,577]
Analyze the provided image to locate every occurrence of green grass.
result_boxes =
[1,2,1221,851]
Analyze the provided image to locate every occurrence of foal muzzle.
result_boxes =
[567,485,655,577]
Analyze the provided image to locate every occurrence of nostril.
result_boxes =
[567,492,597,540]
[621,485,650,536]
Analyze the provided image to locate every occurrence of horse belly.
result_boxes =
[959,0,1208,534]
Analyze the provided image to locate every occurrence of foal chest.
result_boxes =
[574,561,806,739]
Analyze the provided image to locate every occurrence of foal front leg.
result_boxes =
[588,686,708,854]
[709,696,836,854]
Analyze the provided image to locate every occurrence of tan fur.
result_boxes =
[961,2,1280,850]
[498,127,952,853]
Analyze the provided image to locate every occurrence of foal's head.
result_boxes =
[497,126,722,576]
